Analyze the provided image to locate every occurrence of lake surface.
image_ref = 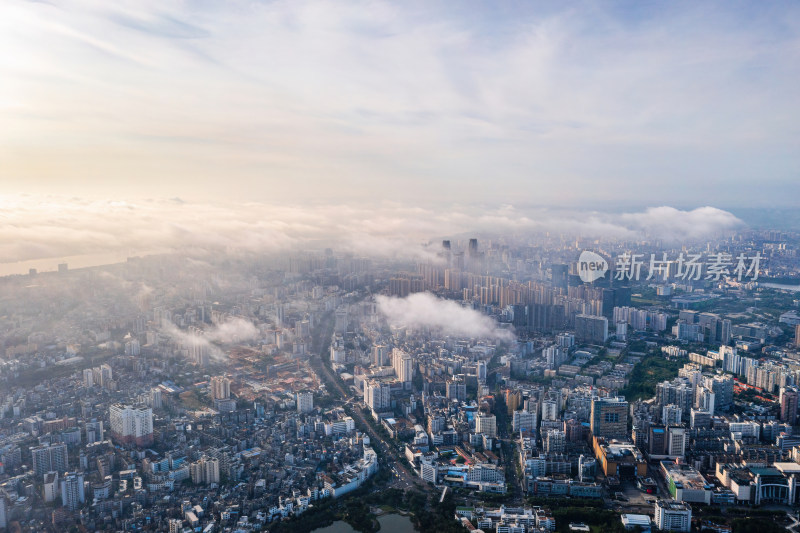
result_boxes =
[312,514,416,533]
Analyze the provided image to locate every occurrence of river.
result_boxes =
[760,282,800,292]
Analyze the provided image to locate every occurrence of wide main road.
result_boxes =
[310,313,427,492]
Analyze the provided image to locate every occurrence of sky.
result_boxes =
[1,0,798,208]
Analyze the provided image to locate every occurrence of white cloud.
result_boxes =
[0,195,747,273]
[376,292,514,342]
[163,317,259,360]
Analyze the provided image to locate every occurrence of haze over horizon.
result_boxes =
[1,0,799,208]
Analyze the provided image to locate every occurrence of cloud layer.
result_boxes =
[0,195,747,274]
[164,317,259,360]
[376,292,514,342]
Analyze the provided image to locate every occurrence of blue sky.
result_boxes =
[0,0,798,208]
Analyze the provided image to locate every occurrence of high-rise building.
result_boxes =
[505,389,522,413]
[296,391,314,414]
[590,397,628,439]
[364,380,391,411]
[662,404,682,426]
[43,472,59,503]
[690,409,712,429]
[392,349,413,383]
[796,324,800,348]
[30,443,68,477]
[477,361,487,382]
[667,426,686,458]
[475,414,497,439]
[704,375,733,412]
[109,404,153,447]
[85,419,104,443]
[446,380,466,402]
[551,264,569,290]
[61,472,85,511]
[372,344,389,366]
[512,411,537,433]
[781,386,799,425]
[150,388,163,409]
[210,376,231,400]
[190,456,220,485]
[0,489,7,529]
[545,429,566,454]
[655,379,694,416]
[335,308,348,334]
[82,368,94,387]
[541,400,559,421]
[654,500,691,532]
[575,314,608,344]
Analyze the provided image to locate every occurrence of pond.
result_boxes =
[312,513,416,533]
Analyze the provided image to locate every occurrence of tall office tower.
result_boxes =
[667,426,686,458]
[648,426,667,455]
[704,375,734,412]
[796,324,800,348]
[31,443,69,477]
[210,376,231,400]
[109,404,154,447]
[780,386,799,425]
[296,391,314,414]
[83,368,94,387]
[392,349,413,383]
[441,240,452,267]
[590,397,628,439]
[468,238,478,256]
[364,380,391,411]
[61,472,85,510]
[475,414,497,439]
[575,314,608,344]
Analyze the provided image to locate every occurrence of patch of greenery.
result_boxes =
[620,353,681,402]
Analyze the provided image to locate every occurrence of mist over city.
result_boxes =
[1,1,799,533]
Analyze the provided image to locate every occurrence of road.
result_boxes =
[309,313,428,493]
